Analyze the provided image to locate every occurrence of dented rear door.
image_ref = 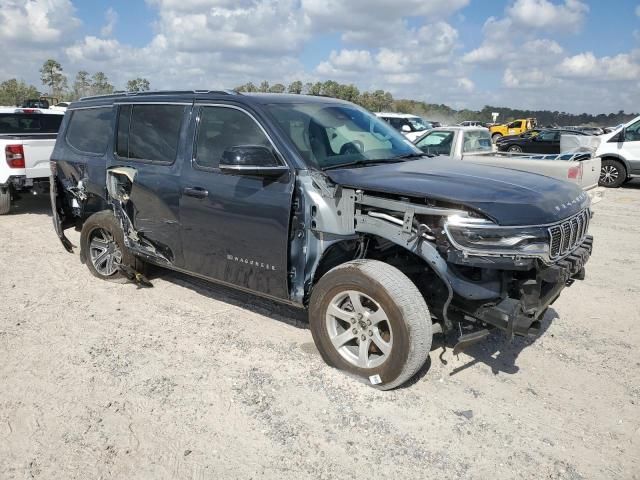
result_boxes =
[105,102,193,267]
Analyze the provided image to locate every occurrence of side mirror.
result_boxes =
[219,145,288,177]
[618,128,626,142]
[401,124,412,133]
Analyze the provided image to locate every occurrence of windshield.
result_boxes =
[266,103,420,170]
[407,116,430,131]
[462,130,492,153]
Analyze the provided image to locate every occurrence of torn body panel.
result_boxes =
[105,167,179,266]
[300,173,587,340]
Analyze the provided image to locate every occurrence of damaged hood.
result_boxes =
[325,158,589,226]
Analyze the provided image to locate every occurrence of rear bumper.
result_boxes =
[50,175,74,252]
[469,236,593,337]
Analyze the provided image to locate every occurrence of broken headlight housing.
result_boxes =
[444,215,550,258]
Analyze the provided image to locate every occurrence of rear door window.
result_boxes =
[116,104,185,163]
[0,114,63,134]
[537,131,557,142]
[66,108,113,154]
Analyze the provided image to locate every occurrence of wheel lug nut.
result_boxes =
[350,318,356,324]
[361,335,366,341]
[368,330,373,336]
[352,328,357,334]
[367,319,372,325]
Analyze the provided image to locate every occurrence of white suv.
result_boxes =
[375,112,433,142]
[596,115,640,187]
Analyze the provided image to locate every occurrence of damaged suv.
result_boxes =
[51,91,593,389]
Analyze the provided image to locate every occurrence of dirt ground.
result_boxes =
[1,184,639,480]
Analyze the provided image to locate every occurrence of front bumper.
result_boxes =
[586,186,605,205]
[470,235,593,338]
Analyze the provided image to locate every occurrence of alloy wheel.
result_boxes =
[600,165,619,185]
[325,290,393,369]
[89,228,122,276]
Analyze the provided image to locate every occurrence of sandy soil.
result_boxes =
[1,184,639,480]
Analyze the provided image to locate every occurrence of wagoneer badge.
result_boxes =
[227,254,277,271]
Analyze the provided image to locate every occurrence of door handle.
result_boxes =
[183,187,209,199]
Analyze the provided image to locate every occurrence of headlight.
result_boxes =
[445,215,550,257]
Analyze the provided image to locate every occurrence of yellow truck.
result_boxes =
[489,118,537,142]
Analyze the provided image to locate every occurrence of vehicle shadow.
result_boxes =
[145,265,558,384]
[622,179,640,189]
[443,308,558,377]
[7,194,51,216]
[151,266,309,330]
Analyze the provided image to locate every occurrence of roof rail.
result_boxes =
[79,89,239,101]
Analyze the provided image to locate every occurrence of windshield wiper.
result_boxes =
[393,152,435,159]
[322,159,406,171]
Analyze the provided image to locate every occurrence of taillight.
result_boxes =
[567,163,583,180]
[5,145,25,168]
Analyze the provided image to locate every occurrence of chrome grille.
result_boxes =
[548,209,590,259]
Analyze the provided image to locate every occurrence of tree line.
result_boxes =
[236,79,638,127]
[0,59,150,106]
[1,63,637,126]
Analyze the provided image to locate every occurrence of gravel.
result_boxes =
[1,184,639,479]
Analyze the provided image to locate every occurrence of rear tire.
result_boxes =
[309,260,432,390]
[599,159,626,188]
[0,188,10,215]
[491,133,502,143]
[80,210,145,282]
[508,145,523,153]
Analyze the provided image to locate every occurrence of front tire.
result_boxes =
[80,210,144,282]
[0,187,10,215]
[599,159,627,188]
[309,260,432,390]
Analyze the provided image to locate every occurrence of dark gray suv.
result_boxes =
[51,91,593,389]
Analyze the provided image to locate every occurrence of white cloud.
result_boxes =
[503,67,555,88]
[301,0,468,46]
[457,77,475,92]
[635,4,640,16]
[100,7,118,37]
[316,49,373,76]
[507,0,588,32]
[558,51,640,81]
[0,0,79,44]
[0,0,81,83]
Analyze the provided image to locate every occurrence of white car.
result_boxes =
[375,112,433,142]
[413,126,603,202]
[0,107,65,214]
[595,115,640,187]
[49,102,70,112]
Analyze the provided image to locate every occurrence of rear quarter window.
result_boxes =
[66,107,113,155]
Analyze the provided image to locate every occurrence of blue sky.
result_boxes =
[1,0,639,113]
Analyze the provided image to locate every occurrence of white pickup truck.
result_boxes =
[0,108,64,214]
[413,126,604,203]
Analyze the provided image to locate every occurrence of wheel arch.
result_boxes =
[308,234,451,322]
[600,154,630,178]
